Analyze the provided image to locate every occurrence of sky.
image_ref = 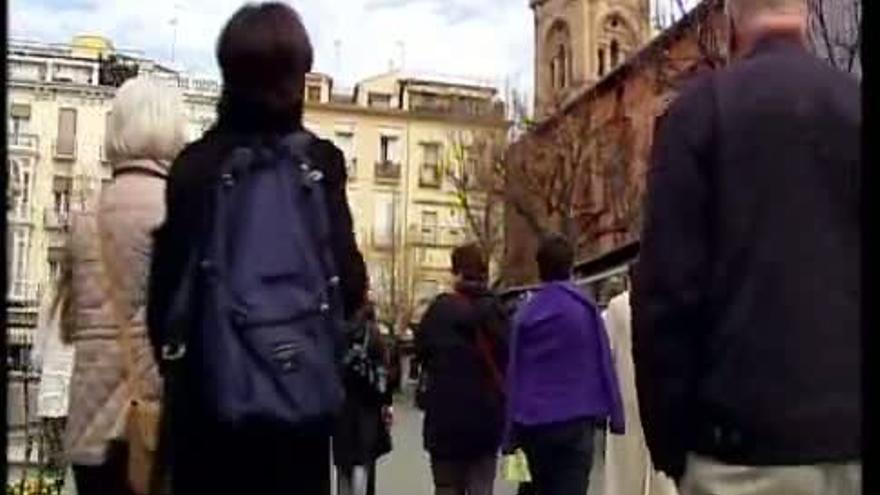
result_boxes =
[9,0,535,101]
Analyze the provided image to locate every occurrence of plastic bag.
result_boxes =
[502,449,532,483]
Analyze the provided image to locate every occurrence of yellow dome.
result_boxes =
[71,35,114,59]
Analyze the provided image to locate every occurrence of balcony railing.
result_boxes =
[44,208,70,230]
[411,225,466,247]
[100,144,111,165]
[7,203,37,224]
[8,133,39,153]
[419,164,442,188]
[7,280,41,305]
[375,160,401,182]
[52,139,77,161]
[346,158,358,181]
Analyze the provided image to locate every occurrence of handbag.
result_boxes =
[414,367,429,410]
[98,216,161,495]
[342,316,388,402]
[502,449,532,483]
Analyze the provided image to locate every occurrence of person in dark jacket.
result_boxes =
[146,4,367,494]
[334,299,393,495]
[633,0,861,493]
[507,235,624,495]
[416,244,509,495]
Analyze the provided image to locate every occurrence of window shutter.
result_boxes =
[57,108,77,155]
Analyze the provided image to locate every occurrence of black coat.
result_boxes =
[416,287,509,460]
[633,37,861,479]
[333,313,393,467]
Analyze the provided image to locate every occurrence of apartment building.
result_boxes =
[6,35,507,364]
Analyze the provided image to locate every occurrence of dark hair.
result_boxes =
[451,243,487,282]
[216,3,313,130]
[536,234,574,282]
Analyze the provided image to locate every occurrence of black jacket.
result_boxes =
[416,285,509,460]
[146,124,368,366]
[333,309,393,467]
[633,37,861,478]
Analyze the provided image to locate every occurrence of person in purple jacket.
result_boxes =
[506,234,625,495]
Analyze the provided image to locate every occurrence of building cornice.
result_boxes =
[305,100,510,129]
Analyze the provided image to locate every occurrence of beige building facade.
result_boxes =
[6,35,506,361]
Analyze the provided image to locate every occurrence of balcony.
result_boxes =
[53,139,77,161]
[7,280,41,306]
[346,158,358,182]
[375,160,401,183]
[419,164,442,188]
[7,205,37,225]
[409,94,506,120]
[44,208,70,231]
[7,133,39,155]
[411,225,466,247]
[100,144,112,166]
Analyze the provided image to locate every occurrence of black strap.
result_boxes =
[113,166,168,180]
[454,293,505,400]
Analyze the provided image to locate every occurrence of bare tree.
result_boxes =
[442,129,509,286]
[372,247,418,334]
[658,0,862,77]
[809,0,861,76]
[506,94,643,261]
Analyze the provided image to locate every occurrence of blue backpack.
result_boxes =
[179,132,345,428]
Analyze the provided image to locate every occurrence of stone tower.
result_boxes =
[531,0,652,116]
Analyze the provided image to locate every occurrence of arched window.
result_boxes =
[598,12,637,77]
[546,20,572,91]
[611,40,620,68]
[557,44,568,88]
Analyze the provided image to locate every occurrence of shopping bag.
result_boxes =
[502,449,532,483]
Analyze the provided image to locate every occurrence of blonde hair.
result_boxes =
[105,77,188,165]
[726,0,807,21]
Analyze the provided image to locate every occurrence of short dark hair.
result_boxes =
[216,3,312,115]
[451,243,487,282]
[536,234,574,282]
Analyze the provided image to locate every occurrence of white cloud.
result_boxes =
[9,0,534,101]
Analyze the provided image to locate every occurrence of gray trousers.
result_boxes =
[682,455,861,495]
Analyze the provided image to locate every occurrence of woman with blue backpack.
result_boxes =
[146,3,368,494]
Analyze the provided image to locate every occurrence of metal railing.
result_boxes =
[7,205,37,225]
[8,133,39,152]
[375,160,402,182]
[7,280,41,305]
[43,208,69,231]
[418,164,442,188]
[6,370,68,493]
[411,225,466,247]
[346,158,358,181]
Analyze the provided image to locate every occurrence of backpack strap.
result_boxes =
[278,132,344,322]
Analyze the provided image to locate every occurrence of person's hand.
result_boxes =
[382,405,394,427]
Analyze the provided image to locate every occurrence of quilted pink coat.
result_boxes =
[64,159,166,466]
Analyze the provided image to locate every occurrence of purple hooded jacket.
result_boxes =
[507,281,625,436]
